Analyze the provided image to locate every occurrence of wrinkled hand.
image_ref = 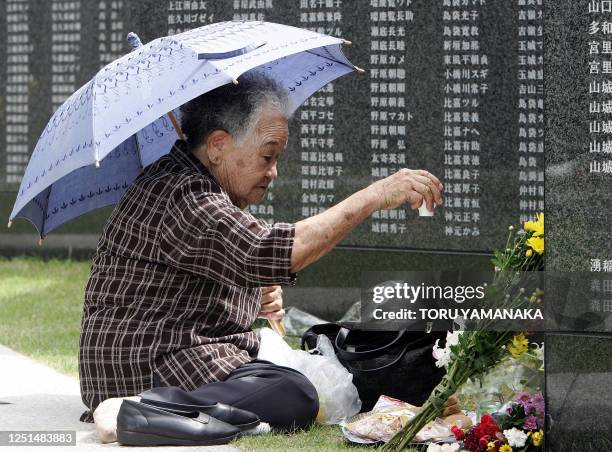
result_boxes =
[371,168,444,212]
[441,395,461,417]
[259,285,284,320]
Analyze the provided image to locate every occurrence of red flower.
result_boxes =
[451,425,465,441]
[463,431,481,452]
[479,435,490,449]
[463,415,503,452]
[473,414,501,438]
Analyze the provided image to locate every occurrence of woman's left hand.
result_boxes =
[259,285,284,320]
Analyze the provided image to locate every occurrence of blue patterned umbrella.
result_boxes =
[8,20,360,240]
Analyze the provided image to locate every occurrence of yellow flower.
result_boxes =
[508,333,529,358]
[526,249,533,257]
[487,442,497,451]
[526,236,544,255]
[532,430,544,446]
[536,212,544,229]
[524,212,544,237]
[500,445,513,452]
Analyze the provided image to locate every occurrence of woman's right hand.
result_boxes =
[370,168,444,212]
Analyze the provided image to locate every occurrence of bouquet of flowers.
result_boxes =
[382,214,544,451]
[451,391,545,452]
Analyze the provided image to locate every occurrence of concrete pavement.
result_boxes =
[0,345,237,451]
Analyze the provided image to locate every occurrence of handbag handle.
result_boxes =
[335,327,408,361]
[300,323,341,352]
[338,330,436,375]
[343,338,413,374]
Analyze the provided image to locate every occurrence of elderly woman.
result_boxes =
[79,73,443,438]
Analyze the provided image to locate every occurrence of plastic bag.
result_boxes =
[257,327,361,424]
[282,307,326,336]
[338,300,361,323]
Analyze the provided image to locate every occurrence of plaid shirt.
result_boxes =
[78,140,296,422]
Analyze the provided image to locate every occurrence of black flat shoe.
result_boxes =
[140,397,260,431]
[116,399,240,446]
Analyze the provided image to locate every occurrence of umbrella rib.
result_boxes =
[89,80,100,166]
[133,134,144,170]
[39,183,53,239]
[304,48,356,72]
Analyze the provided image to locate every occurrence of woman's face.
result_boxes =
[215,108,289,208]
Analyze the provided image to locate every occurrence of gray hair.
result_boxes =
[180,72,291,150]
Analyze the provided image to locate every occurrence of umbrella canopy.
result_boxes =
[9,20,360,239]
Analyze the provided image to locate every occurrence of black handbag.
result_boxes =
[301,324,446,412]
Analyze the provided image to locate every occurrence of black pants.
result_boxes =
[144,360,319,432]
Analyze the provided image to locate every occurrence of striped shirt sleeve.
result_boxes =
[158,185,297,288]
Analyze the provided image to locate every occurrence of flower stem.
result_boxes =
[382,362,472,451]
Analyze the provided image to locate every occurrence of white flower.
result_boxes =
[432,331,463,368]
[504,427,528,447]
[446,330,463,347]
[432,340,451,368]
[532,342,544,362]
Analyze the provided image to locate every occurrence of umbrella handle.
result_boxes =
[167,111,186,141]
[127,32,185,141]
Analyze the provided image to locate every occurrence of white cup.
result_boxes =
[418,200,435,217]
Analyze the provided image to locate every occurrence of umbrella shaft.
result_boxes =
[167,111,185,141]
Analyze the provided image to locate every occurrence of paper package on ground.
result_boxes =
[340,395,464,445]
[257,327,361,424]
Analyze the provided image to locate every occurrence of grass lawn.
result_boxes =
[0,256,399,451]
[0,256,88,376]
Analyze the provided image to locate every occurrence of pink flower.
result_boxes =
[531,393,545,413]
[515,391,531,405]
[523,415,538,431]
